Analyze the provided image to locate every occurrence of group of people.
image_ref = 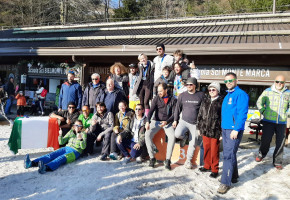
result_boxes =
[22,43,289,195]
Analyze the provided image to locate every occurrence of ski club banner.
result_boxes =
[8,117,60,154]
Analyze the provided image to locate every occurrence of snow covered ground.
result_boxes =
[1,123,290,200]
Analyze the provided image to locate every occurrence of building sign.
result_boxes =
[197,65,290,84]
[28,67,66,75]
[88,66,110,75]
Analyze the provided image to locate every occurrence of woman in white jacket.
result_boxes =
[36,81,46,116]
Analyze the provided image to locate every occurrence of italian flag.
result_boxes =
[8,117,60,154]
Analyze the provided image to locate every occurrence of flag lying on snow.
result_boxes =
[8,117,60,154]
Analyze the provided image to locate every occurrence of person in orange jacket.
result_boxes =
[15,91,26,117]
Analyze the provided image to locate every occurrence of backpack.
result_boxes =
[40,88,48,97]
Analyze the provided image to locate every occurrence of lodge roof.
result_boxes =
[1,12,290,56]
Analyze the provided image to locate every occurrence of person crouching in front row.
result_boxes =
[116,104,148,165]
[24,120,87,174]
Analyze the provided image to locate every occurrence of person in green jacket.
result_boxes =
[24,120,87,174]
[256,75,290,170]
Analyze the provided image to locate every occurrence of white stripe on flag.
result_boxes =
[21,117,49,149]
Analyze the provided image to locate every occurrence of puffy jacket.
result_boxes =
[197,96,223,139]
[59,81,82,109]
[221,86,249,131]
[257,85,290,124]
[110,73,129,96]
[15,94,27,106]
[82,82,105,109]
[59,130,87,154]
[120,115,147,146]
[90,111,114,137]
[113,109,135,133]
[4,81,15,96]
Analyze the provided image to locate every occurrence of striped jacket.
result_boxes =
[257,85,290,124]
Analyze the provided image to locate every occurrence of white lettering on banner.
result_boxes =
[200,67,271,78]
[28,67,66,75]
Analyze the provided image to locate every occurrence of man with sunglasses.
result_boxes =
[116,104,148,165]
[218,72,249,194]
[153,43,174,82]
[256,75,290,170]
[82,73,105,113]
[173,77,205,169]
[50,102,80,137]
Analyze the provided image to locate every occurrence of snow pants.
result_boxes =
[259,121,286,165]
[33,146,80,171]
[221,129,243,186]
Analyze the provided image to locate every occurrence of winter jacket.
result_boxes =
[153,75,173,96]
[15,94,27,106]
[119,115,147,146]
[90,111,114,137]
[78,113,94,129]
[221,86,249,131]
[147,95,177,124]
[153,54,174,82]
[82,82,106,109]
[36,87,46,100]
[51,110,80,127]
[257,84,290,124]
[110,73,129,96]
[59,130,87,154]
[4,81,15,96]
[113,109,135,133]
[133,60,154,96]
[129,72,140,101]
[95,88,128,115]
[197,96,223,139]
[59,81,82,110]
[168,68,190,83]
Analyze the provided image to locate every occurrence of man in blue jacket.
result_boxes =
[59,71,82,111]
[218,72,249,194]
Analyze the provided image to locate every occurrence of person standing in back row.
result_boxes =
[59,71,82,111]
[217,72,249,194]
[153,43,174,82]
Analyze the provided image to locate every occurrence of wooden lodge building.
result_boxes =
[0,12,289,112]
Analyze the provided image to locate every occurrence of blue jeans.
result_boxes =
[221,129,243,186]
[4,96,13,114]
[33,146,80,171]
[116,138,142,158]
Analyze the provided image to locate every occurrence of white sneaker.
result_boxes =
[122,157,131,165]
[184,159,193,169]
[136,156,142,163]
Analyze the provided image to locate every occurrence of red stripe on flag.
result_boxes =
[47,118,60,150]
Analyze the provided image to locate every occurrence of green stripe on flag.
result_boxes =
[8,117,22,154]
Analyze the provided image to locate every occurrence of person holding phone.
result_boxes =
[24,120,87,174]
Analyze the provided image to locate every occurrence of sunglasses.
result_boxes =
[68,106,75,109]
[224,79,236,84]
[186,84,194,86]
[275,80,285,84]
[135,108,142,111]
[92,78,98,80]
[74,124,83,127]
[208,89,217,92]
[156,48,163,51]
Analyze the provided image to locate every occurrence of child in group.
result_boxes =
[173,50,189,69]
[15,91,26,117]
[153,66,173,96]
